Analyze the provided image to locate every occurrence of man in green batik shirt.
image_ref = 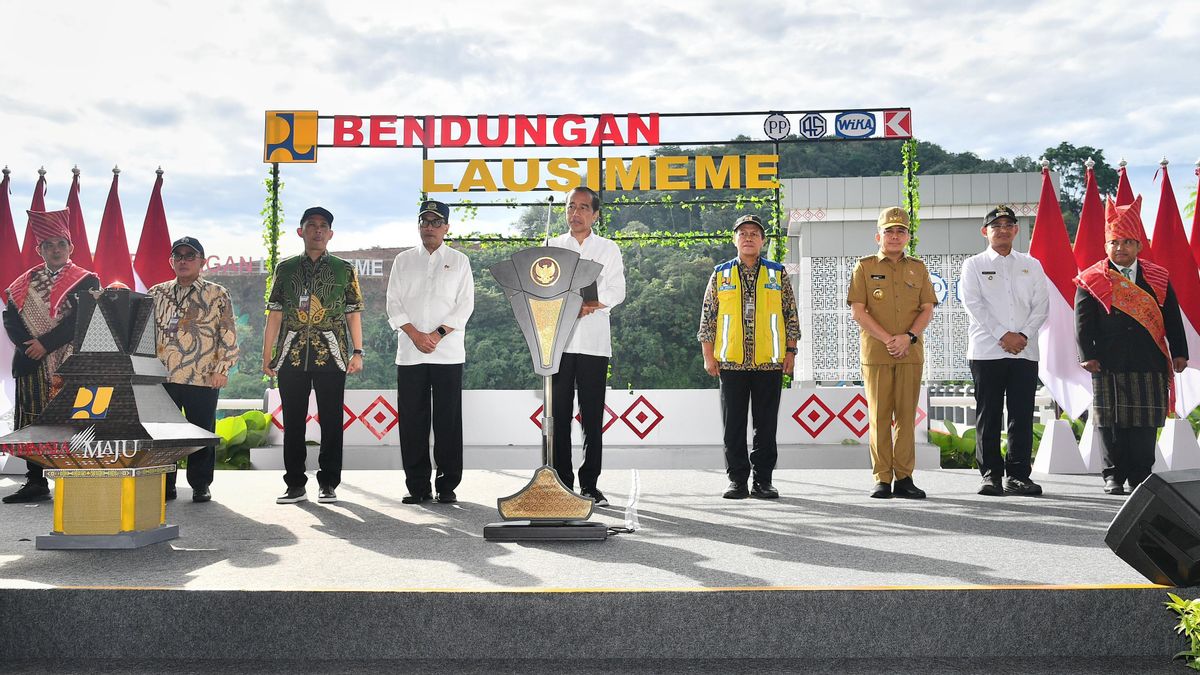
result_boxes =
[263,206,365,506]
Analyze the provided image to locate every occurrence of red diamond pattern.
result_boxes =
[620,395,664,439]
[575,405,617,432]
[358,396,398,440]
[838,394,871,438]
[792,394,835,438]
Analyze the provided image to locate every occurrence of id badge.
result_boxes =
[164,315,180,337]
[744,300,755,322]
[299,293,311,312]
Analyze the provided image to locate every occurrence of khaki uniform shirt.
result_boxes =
[846,252,937,365]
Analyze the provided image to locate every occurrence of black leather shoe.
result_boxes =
[893,477,926,499]
[318,486,337,504]
[2,481,51,504]
[402,493,433,504]
[1103,478,1125,495]
[978,479,1003,496]
[751,482,779,499]
[870,482,892,498]
[436,491,457,504]
[191,487,212,503]
[275,487,307,504]
[723,482,749,499]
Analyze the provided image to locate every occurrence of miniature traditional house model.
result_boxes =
[0,287,217,549]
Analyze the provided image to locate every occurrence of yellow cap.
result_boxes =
[877,207,910,230]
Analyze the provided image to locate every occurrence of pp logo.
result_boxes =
[264,111,318,163]
[798,113,826,140]
[70,386,114,420]
[763,113,791,141]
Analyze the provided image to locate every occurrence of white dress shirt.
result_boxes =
[549,231,626,357]
[959,247,1049,361]
[385,244,475,365]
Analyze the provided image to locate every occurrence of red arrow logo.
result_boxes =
[883,110,912,138]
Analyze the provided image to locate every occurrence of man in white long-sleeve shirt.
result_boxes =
[386,200,475,504]
[548,187,626,507]
[959,205,1049,497]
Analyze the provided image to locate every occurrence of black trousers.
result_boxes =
[551,352,608,491]
[163,383,219,491]
[278,369,346,490]
[970,358,1038,481]
[719,369,782,485]
[396,363,464,497]
[1100,426,1157,486]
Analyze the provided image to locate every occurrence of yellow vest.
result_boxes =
[713,258,786,365]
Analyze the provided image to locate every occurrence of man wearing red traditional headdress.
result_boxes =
[1075,196,1189,495]
[2,209,99,503]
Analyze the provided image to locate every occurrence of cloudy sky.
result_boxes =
[1,0,1198,262]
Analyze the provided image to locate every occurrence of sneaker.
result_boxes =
[581,488,609,507]
[751,482,780,499]
[1103,478,1125,495]
[978,479,1003,497]
[723,482,749,499]
[318,486,337,504]
[435,491,458,504]
[2,482,51,504]
[191,486,212,503]
[893,476,927,499]
[276,487,307,504]
[1004,477,1043,496]
[402,493,433,504]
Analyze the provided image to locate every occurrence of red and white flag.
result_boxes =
[0,168,20,422]
[1072,162,1106,271]
[1116,162,1154,261]
[19,169,47,272]
[1190,165,1200,270]
[92,169,135,288]
[1029,165,1092,417]
[65,167,93,269]
[1147,162,1200,416]
[132,169,173,291]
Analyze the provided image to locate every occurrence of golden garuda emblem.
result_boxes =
[530,257,560,287]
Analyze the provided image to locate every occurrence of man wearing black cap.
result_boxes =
[263,206,365,505]
[698,214,800,499]
[148,236,240,502]
[386,200,474,504]
[959,206,1048,497]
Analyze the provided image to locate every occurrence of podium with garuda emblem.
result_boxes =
[0,287,218,549]
[484,244,608,541]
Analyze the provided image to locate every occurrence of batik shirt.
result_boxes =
[148,277,240,386]
[697,259,800,371]
[266,253,364,372]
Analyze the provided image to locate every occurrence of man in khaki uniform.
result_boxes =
[847,207,937,499]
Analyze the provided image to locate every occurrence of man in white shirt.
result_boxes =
[959,205,1049,496]
[386,200,475,504]
[548,187,626,507]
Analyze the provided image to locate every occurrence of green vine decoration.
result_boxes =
[902,138,921,255]
[260,164,283,308]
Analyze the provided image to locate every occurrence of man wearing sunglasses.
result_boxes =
[147,237,240,502]
[959,206,1048,497]
[386,200,474,505]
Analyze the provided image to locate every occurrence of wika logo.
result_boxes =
[834,111,876,138]
[69,426,140,463]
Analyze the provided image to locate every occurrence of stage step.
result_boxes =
[0,586,1182,663]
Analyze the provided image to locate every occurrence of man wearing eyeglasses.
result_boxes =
[386,200,474,505]
[1076,197,1188,495]
[848,207,937,499]
[548,186,625,507]
[147,237,240,502]
[959,206,1048,497]
[2,209,99,504]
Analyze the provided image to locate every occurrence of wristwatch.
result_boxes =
[906,331,918,344]
[352,348,364,356]
[785,347,798,354]
[436,326,448,337]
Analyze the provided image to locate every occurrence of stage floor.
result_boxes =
[0,468,1155,591]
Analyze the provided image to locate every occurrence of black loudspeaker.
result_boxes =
[1107,469,1200,586]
